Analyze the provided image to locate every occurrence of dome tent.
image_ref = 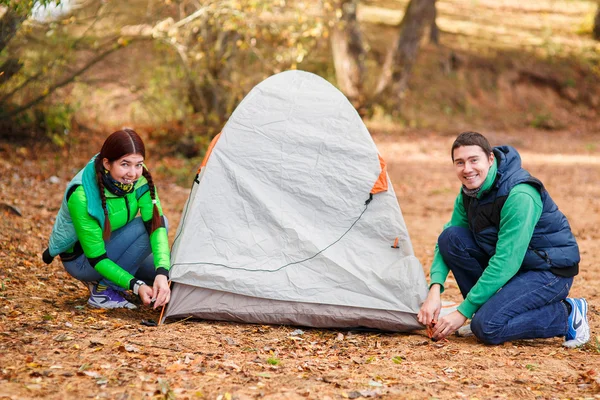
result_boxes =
[162,70,429,331]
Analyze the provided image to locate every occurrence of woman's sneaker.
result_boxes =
[87,282,137,309]
[563,298,590,348]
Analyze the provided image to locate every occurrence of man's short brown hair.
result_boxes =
[451,131,493,161]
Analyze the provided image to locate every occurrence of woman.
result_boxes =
[418,131,589,347]
[43,129,171,309]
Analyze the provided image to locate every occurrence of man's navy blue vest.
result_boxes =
[462,146,579,277]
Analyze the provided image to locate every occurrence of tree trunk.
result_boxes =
[373,0,436,102]
[593,2,600,40]
[0,8,27,90]
[0,58,22,85]
[330,0,365,108]
[0,8,26,54]
[429,0,439,45]
[187,80,206,114]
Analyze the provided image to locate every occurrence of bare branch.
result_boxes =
[172,5,209,29]
[2,37,153,119]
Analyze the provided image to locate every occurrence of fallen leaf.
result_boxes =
[223,337,237,346]
[0,203,22,216]
[581,369,600,392]
[119,344,140,353]
[359,390,378,398]
[221,361,241,371]
[53,333,73,342]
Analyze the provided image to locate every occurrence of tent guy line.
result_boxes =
[170,194,375,273]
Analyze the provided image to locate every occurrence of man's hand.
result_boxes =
[431,310,467,341]
[151,275,171,309]
[418,284,442,327]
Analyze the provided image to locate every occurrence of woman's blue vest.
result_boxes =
[463,146,579,276]
[48,156,105,257]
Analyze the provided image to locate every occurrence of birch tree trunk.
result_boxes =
[330,0,365,108]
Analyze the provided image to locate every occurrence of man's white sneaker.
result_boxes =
[456,323,474,337]
[563,298,590,348]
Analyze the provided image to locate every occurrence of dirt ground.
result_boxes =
[0,127,599,400]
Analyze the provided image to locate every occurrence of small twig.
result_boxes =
[164,315,192,325]
[127,339,204,354]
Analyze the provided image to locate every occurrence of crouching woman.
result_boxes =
[43,129,171,310]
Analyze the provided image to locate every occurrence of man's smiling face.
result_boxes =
[452,145,494,190]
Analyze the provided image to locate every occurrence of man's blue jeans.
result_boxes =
[438,226,572,345]
[62,217,165,290]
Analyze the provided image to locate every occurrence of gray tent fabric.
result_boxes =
[163,70,428,331]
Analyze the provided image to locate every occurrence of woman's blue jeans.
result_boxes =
[438,226,572,345]
[62,217,166,290]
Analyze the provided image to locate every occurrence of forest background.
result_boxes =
[1,0,600,399]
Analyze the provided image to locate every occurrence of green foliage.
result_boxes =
[575,9,596,36]
[0,0,82,141]
[154,155,204,188]
[266,357,280,365]
[585,143,597,152]
[391,355,404,364]
[78,363,91,371]
[152,0,325,153]
[2,0,598,150]
[563,77,577,88]
[41,103,75,145]
[588,335,600,353]
[157,378,176,400]
[528,112,560,130]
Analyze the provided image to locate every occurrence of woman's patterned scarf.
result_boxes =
[102,170,135,196]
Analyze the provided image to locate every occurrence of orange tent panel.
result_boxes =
[197,132,222,174]
[370,154,389,194]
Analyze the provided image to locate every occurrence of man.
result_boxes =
[418,131,589,347]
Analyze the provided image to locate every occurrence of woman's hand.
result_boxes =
[151,275,171,309]
[431,310,467,341]
[418,284,442,326]
[138,284,154,306]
